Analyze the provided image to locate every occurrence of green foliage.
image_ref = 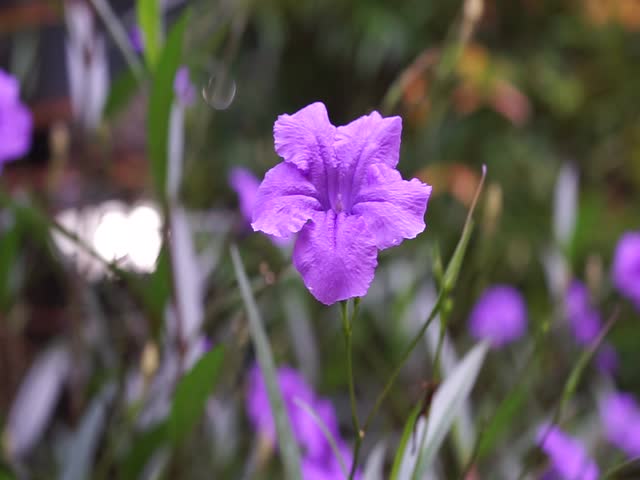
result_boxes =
[147,11,189,196]
[103,70,139,118]
[168,346,225,444]
[136,0,163,68]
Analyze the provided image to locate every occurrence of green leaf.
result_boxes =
[137,246,171,337]
[168,345,225,444]
[0,470,15,480]
[0,215,20,310]
[443,165,486,292]
[147,11,189,196]
[136,0,163,67]
[389,404,421,480]
[412,342,489,477]
[121,421,168,480]
[477,381,528,459]
[104,69,139,118]
[230,245,302,479]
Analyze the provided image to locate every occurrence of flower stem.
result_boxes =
[347,290,446,476]
[341,299,362,480]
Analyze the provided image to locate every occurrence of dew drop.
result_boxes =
[201,70,236,110]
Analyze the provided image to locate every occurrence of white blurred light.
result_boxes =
[53,201,162,278]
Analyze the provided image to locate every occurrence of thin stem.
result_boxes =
[341,300,362,480]
[602,456,640,479]
[363,290,446,434]
[459,342,540,479]
[517,306,620,480]
[432,310,449,382]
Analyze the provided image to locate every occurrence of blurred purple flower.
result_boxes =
[174,66,196,107]
[0,69,32,168]
[595,343,619,375]
[251,102,432,305]
[246,364,338,460]
[537,425,599,480]
[302,442,361,480]
[468,285,527,347]
[600,392,640,458]
[564,281,602,345]
[612,231,640,309]
[129,26,143,53]
[229,167,261,223]
[229,167,288,246]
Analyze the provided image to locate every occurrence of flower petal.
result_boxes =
[252,162,323,238]
[334,111,402,206]
[274,102,336,173]
[293,210,378,305]
[352,164,431,250]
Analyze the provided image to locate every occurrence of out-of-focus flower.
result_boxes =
[246,364,361,478]
[595,343,619,375]
[468,285,527,347]
[600,392,640,458]
[65,1,108,129]
[252,102,432,304]
[174,66,196,107]
[611,232,640,309]
[537,425,599,480]
[246,364,335,460]
[564,280,602,345]
[0,69,32,167]
[129,26,144,53]
[229,167,261,224]
[228,167,288,247]
[302,442,361,480]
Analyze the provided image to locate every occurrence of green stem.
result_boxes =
[362,290,446,435]
[602,456,640,479]
[517,307,620,480]
[432,309,449,382]
[341,300,362,480]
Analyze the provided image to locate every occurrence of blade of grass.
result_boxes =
[230,245,302,479]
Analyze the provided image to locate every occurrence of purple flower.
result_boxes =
[251,102,432,305]
[564,281,602,345]
[468,285,527,347]
[302,442,361,480]
[595,343,619,375]
[246,364,338,460]
[229,167,261,224]
[229,167,288,246]
[600,392,640,458]
[612,231,640,309]
[537,425,599,480]
[129,26,143,53]
[174,66,196,107]
[0,69,32,168]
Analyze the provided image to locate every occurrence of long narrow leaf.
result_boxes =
[390,404,421,480]
[230,245,302,479]
[136,0,162,67]
[412,342,489,476]
[168,346,224,444]
[147,12,188,196]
